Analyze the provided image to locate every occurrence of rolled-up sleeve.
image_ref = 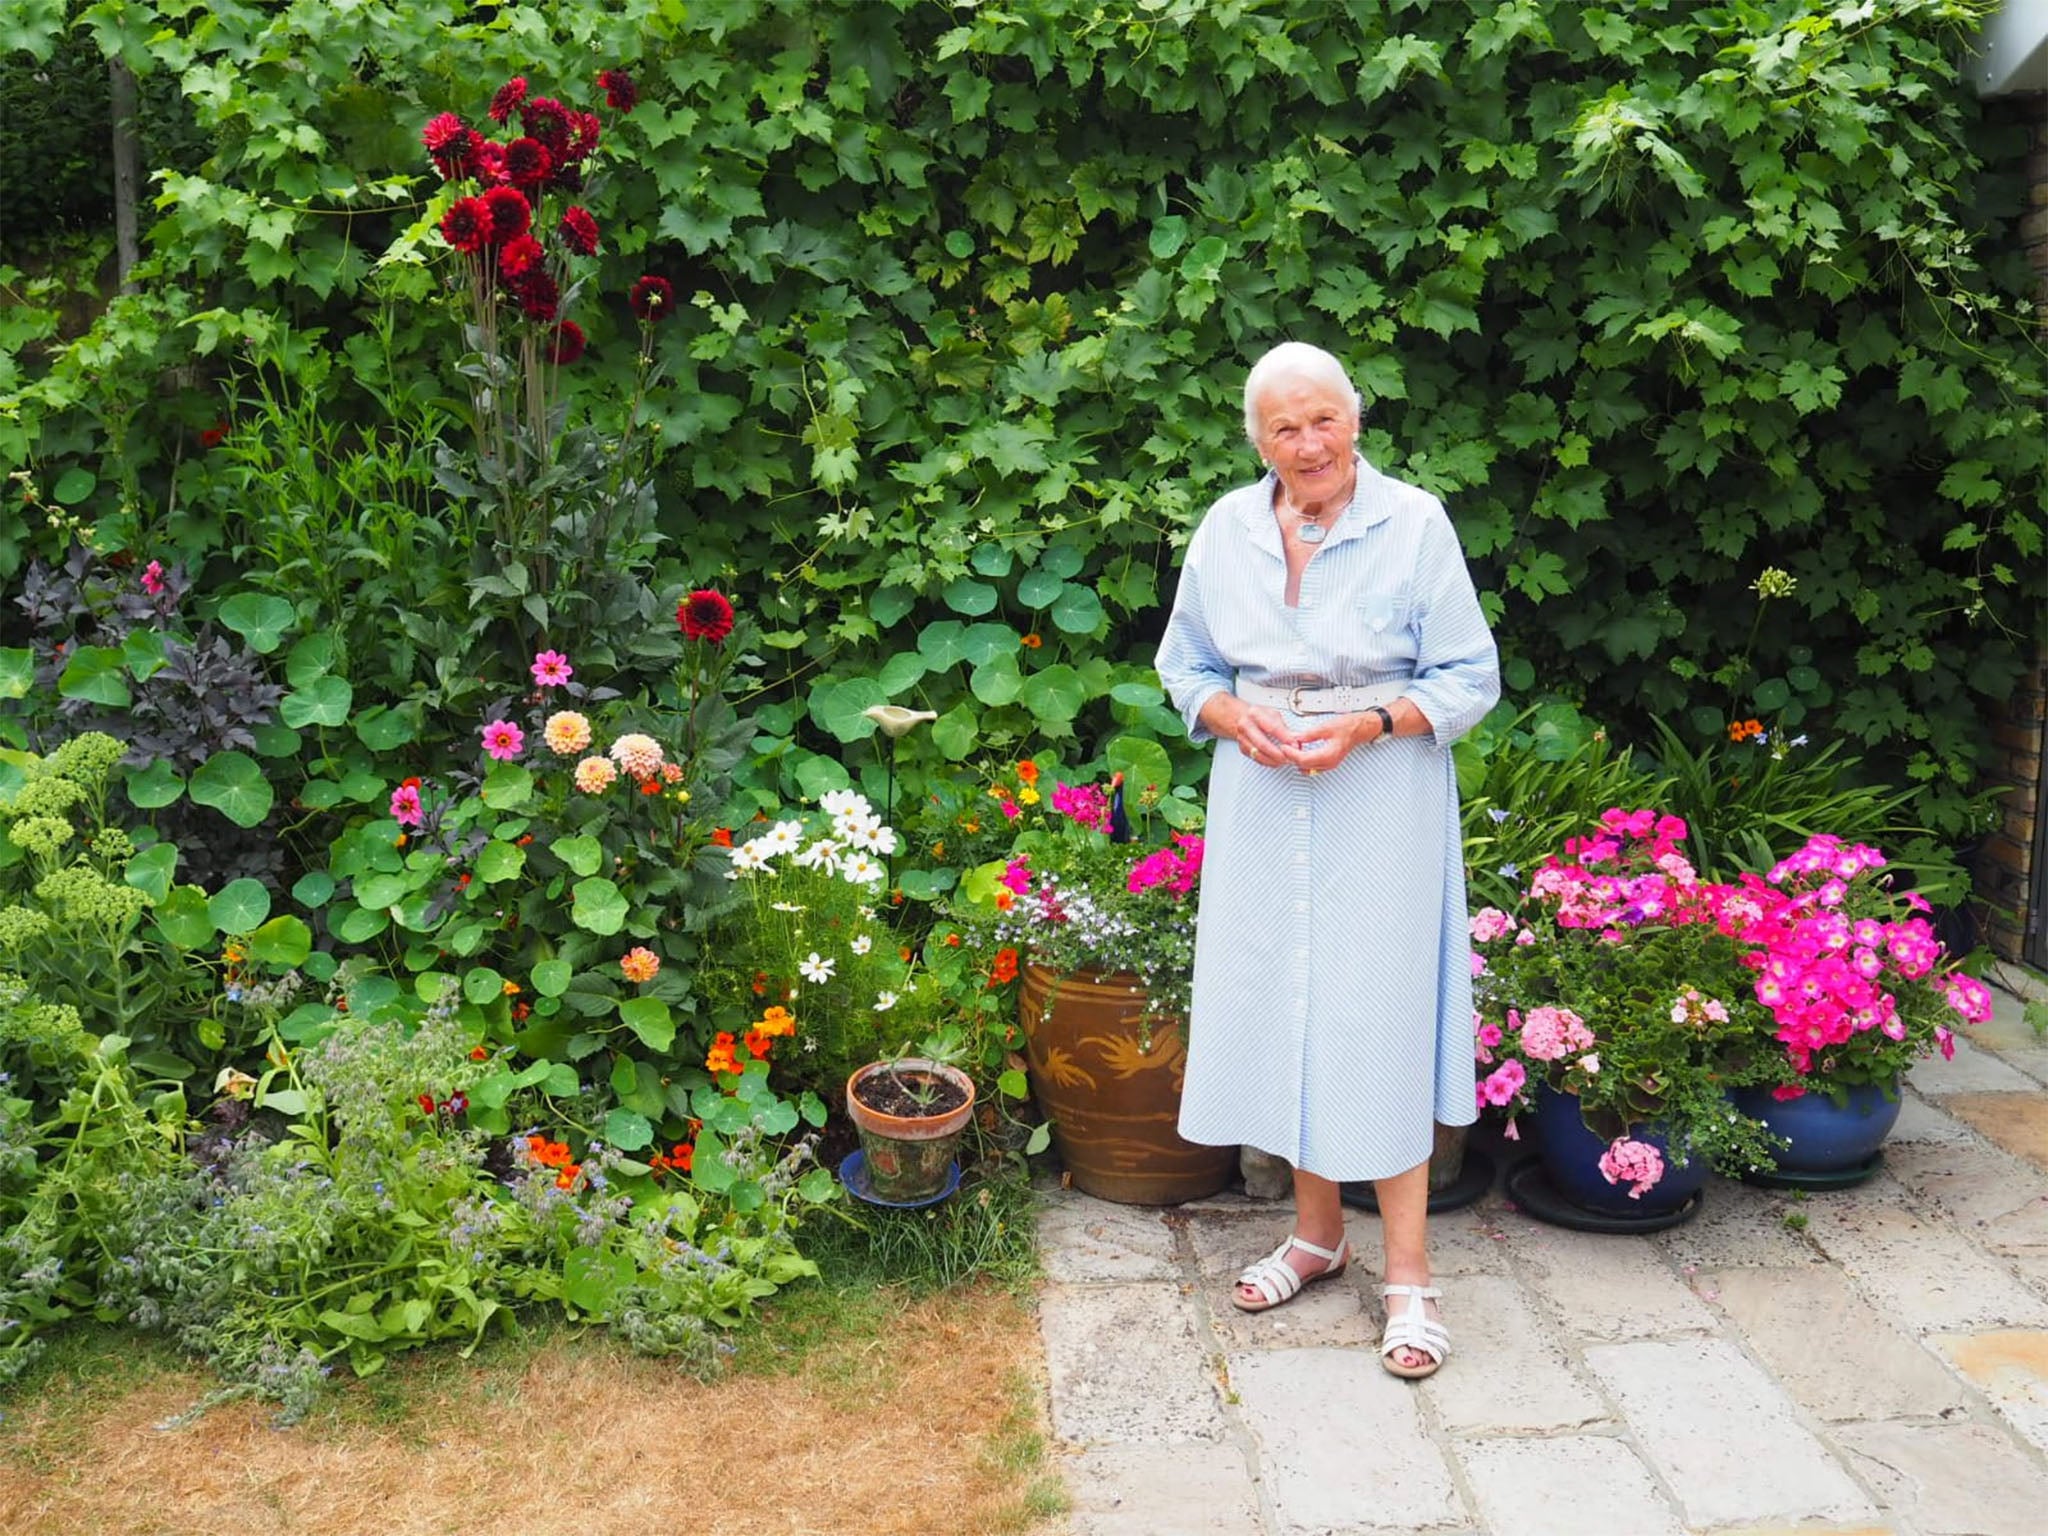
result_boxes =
[1401,504,1500,748]
[1155,519,1234,745]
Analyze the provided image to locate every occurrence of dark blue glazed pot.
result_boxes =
[1728,1078,1901,1176]
[1531,1081,1709,1219]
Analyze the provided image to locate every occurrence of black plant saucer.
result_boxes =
[1341,1148,1497,1215]
[1741,1149,1885,1192]
[1502,1155,1704,1234]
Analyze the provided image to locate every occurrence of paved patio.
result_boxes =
[1035,978,2048,1535]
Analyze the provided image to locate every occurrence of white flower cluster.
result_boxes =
[725,791,896,887]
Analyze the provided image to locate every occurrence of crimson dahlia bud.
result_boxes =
[498,234,545,277]
[677,588,735,643]
[597,68,637,112]
[488,76,528,124]
[504,137,552,188]
[550,320,587,365]
[480,185,530,244]
[628,274,675,322]
[512,268,560,322]
[558,206,600,257]
[440,196,490,253]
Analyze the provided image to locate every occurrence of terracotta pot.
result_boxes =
[1017,962,1235,1206]
[845,1059,976,1202]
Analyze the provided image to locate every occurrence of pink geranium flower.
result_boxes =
[480,720,525,760]
[531,650,573,687]
[1597,1138,1665,1198]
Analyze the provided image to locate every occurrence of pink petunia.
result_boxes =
[389,782,424,827]
[141,560,165,596]
[530,650,573,687]
[480,720,525,761]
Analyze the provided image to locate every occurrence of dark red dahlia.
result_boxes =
[558,206,600,257]
[480,185,531,244]
[550,320,587,365]
[498,234,545,277]
[519,96,573,155]
[512,268,560,322]
[472,139,508,184]
[440,196,490,254]
[628,275,675,322]
[488,76,528,124]
[421,112,468,153]
[564,110,602,164]
[677,589,735,643]
[597,69,637,112]
[503,137,552,188]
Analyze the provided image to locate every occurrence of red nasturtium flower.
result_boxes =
[488,76,528,123]
[480,184,531,243]
[711,827,733,848]
[440,196,490,253]
[558,205,600,257]
[503,136,552,187]
[498,234,545,277]
[676,588,734,642]
[628,274,675,322]
[198,420,229,450]
[597,68,638,112]
[550,320,586,365]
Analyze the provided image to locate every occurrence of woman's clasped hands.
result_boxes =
[1235,705,1381,777]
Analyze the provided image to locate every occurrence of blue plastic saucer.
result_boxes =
[839,1149,962,1209]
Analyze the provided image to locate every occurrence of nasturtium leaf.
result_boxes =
[299,779,344,810]
[125,843,177,902]
[968,542,1013,577]
[209,878,271,934]
[217,593,296,653]
[337,770,385,804]
[0,648,31,700]
[1751,677,1791,712]
[463,966,504,1005]
[532,958,573,996]
[932,702,979,760]
[603,1107,654,1151]
[793,751,851,802]
[1018,664,1087,726]
[915,620,967,669]
[957,622,1019,666]
[52,466,95,504]
[480,762,532,809]
[869,586,914,627]
[122,627,167,682]
[1038,543,1085,580]
[353,707,416,751]
[246,915,312,966]
[124,759,185,809]
[570,877,628,935]
[284,632,335,689]
[292,871,335,907]
[250,724,301,758]
[541,1062,580,1096]
[280,675,352,728]
[619,997,675,1052]
[970,654,1023,706]
[798,1166,839,1202]
[998,1068,1029,1100]
[474,840,525,883]
[1017,569,1065,609]
[551,834,603,876]
[1105,736,1175,796]
[351,872,411,909]
[1109,680,1165,708]
[189,751,274,827]
[876,650,928,695]
[152,885,216,949]
[941,577,996,616]
[329,902,390,944]
[57,645,130,708]
[1050,583,1105,635]
[808,676,888,742]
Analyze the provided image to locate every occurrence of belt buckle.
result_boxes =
[1289,685,1311,714]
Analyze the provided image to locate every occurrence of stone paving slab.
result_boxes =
[1582,1337,1875,1528]
[1039,1280,1229,1446]
[1930,1330,2048,1454]
[1653,1177,1824,1271]
[1699,1266,1970,1422]
[1454,1435,1684,1536]
[1890,1091,1973,1144]
[1498,1216,1721,1340]
[1037,1198,1183,1284]
[1421,1273,1607,1436]
[1907,1037,2041,1096]
[1833,1419,2048,1536]
[1229,1348,1464,1534]
[1060,1443,1265,1536]
[1800,1191,2048,1333]
[1942,1090,2048,1171]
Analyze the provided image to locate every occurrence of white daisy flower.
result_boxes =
[851,934,873,956]
[841,851,884,886]
[728,841,770,873]
[793,838,841,871]
[858,905,876,921]
[799,952,836,984]
[764,819,804,853]
[770,901,806,913]
[821,788,871,817]
[873,991,898,1012]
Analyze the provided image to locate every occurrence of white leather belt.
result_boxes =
[1237,679,1405,716]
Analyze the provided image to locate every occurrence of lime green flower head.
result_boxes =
[47,732,127,788]
[0,906,51,950]
[8,775,86,820]
[8,817,73,861]
[34,864,147,929]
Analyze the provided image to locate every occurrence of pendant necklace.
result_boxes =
[1298,518,1327,544]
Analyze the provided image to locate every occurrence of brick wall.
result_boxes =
[1979,96,2048,965]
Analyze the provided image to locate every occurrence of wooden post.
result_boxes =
[109,56,141,292]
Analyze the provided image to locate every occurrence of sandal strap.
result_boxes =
[1381,1318,1450,1362]
[1237,1255,1304,1306]
[1287,1234,1347,1264]
[1381,1283,1441,1299]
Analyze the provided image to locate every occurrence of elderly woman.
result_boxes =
[1154,341,1499,1379]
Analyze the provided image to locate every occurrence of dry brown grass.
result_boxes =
[0,1284,1066,1536]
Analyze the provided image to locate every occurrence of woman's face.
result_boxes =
[1254,377,1359,508]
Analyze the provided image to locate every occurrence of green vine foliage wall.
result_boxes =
[3,0,2045,833]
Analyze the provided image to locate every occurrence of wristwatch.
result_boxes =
[1367,705,1395,741]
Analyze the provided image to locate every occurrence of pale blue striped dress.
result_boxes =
[1155,455,1501,1182]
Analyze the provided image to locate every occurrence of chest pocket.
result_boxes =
[1360,591,1409,634]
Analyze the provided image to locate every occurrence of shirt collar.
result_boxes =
[1236,452,1391,556]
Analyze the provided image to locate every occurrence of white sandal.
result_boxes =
[1380,1283,1449,1379]
[1232,1234,1350,1313]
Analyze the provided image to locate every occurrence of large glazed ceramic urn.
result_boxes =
[1016,962,1235,1205]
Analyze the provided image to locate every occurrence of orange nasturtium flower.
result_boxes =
[993,889,1016,911]
[991,947,1020,985]
[705,1032,739,1075]
[1020,633,1043,648]
[743,1028,775,1058]
[1016,761,1039,785]
[757,1005,797,1037]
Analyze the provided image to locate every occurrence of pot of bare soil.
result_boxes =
[844,1058,977,1203]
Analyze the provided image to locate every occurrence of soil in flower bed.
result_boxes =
[0,1283,1063,1536]
[853,1068,970,1120]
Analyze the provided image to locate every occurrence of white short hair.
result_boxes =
[1243,342,1362,442]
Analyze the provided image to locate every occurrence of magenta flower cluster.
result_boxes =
[1049,780,1110,834]
[1126,833,1204,896]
